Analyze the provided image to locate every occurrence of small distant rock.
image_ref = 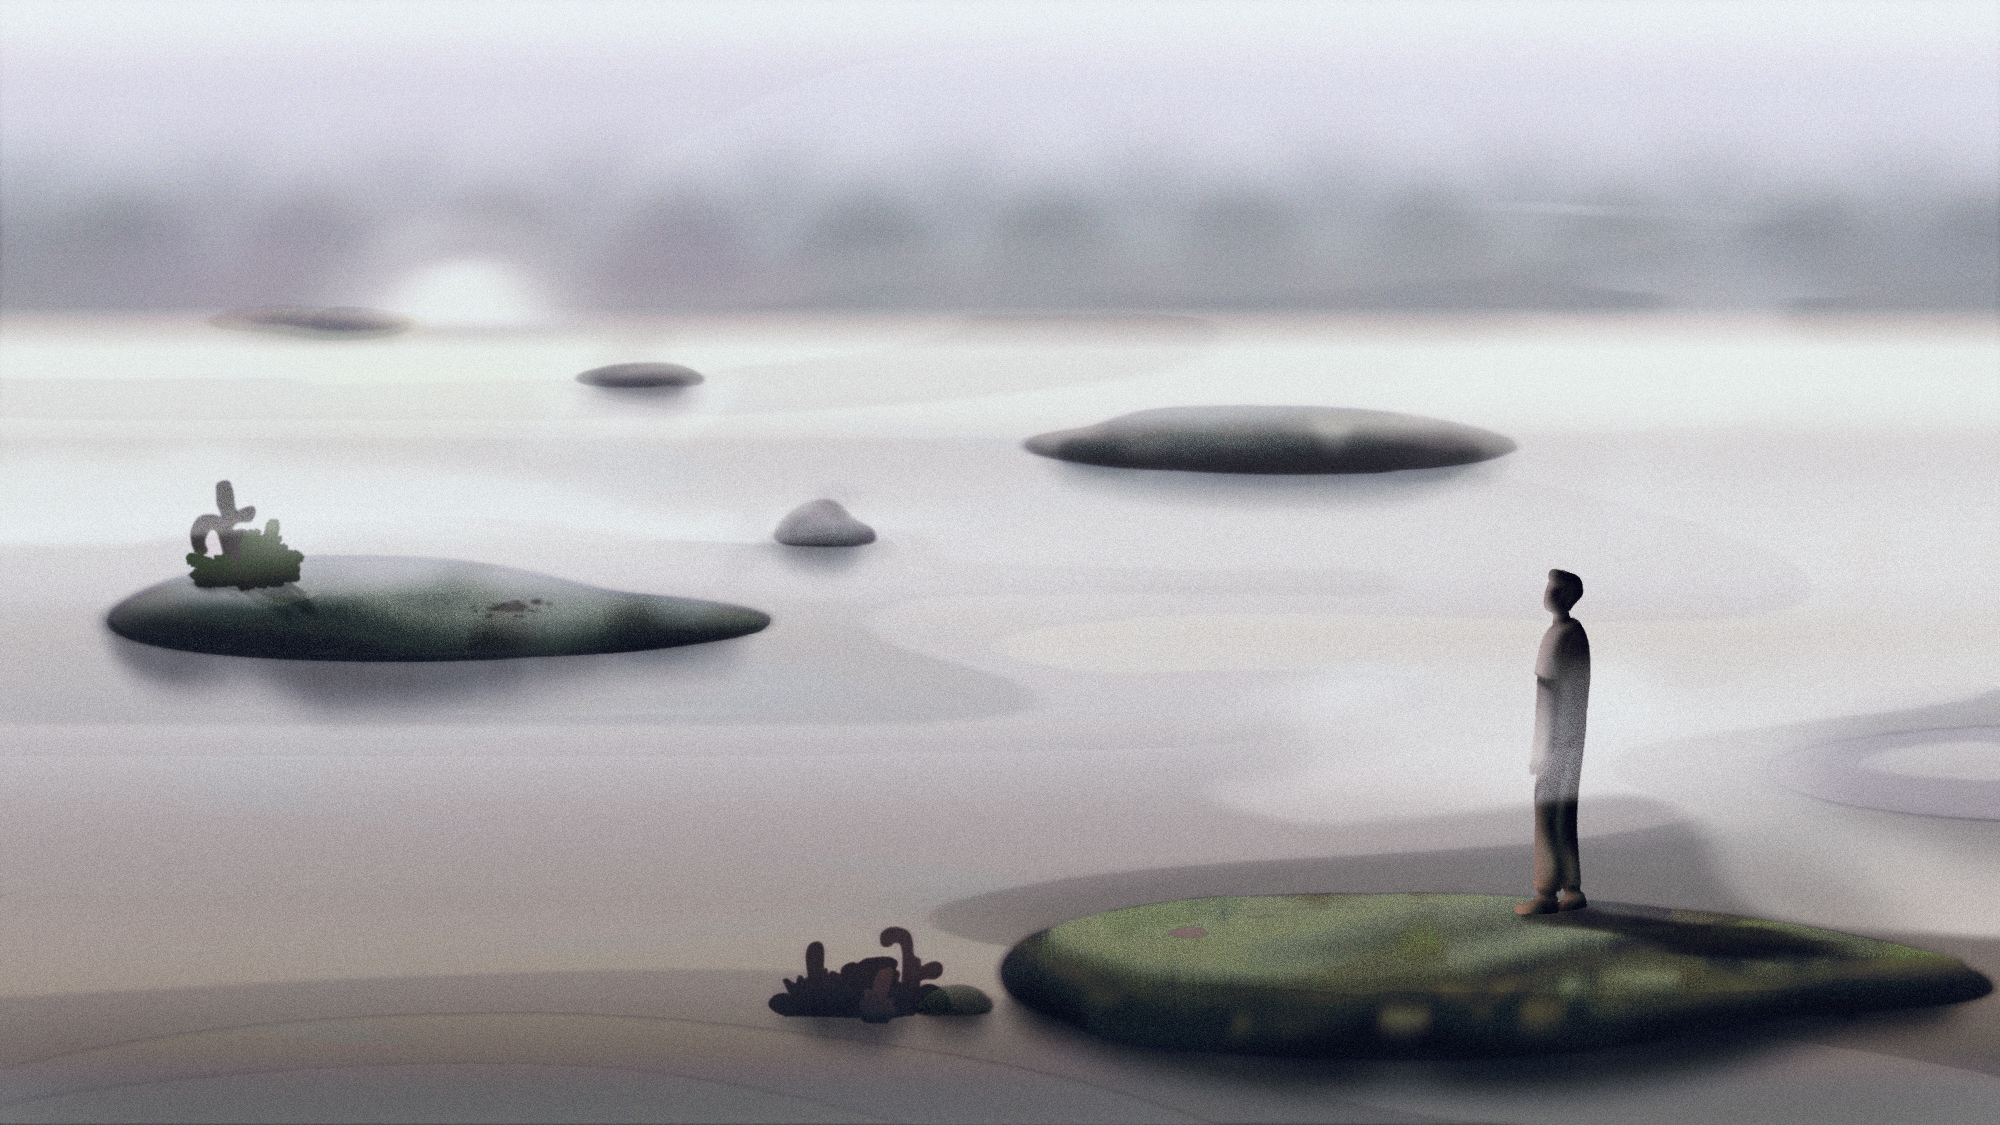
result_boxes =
[577,362,705,388]
[918,984,995,1016]
[774,499,876,547]
[211,306,412,338]
[1024,405,1515,474]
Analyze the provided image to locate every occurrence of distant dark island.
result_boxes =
[210,306,413,339]
[1025,405,1516,474]
[576,362,705,388]
[1317,274,1667,312]
[1001,893,1990,1057]
[108,555,770,661]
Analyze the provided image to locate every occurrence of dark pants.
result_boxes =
[1529,797,1581,895]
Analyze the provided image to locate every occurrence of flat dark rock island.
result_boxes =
[1000,893,1991,1058]
[107,556,770,661]
[576,362,705,388]
[1024,406,1515,474]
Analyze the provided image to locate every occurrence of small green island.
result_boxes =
[1000,893,1991,1058]
[108,481,771,660]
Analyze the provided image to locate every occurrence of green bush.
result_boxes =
[188,519,304,589]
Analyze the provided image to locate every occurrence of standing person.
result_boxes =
[1517,569,1591,915]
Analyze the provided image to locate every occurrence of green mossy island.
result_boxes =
[1000,893,1991,1058]
[108,555,771,661]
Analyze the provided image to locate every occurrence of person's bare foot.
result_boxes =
[1557,890,1589,911]
[1515,896,1560,915]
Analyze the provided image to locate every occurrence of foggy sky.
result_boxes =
[4,1,1994,312]
[9,1,1992,181]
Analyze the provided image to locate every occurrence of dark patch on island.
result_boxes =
[1000,893,1990,1057]
[210,306,412,338]
[773,499,877,546]
[1024,406,1515,474]
[107,555,769,661]
[576,362,704,388]
[770,927,990,1022]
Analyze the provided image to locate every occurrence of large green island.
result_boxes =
[107,555,770,661]
[1001,893,1991,1057]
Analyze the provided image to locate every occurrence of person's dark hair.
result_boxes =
[1546,569,1583,611]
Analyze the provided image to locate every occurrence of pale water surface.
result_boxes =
[0,313,1996,1122]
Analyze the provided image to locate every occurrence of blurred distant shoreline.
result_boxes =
[4,159,1993,316]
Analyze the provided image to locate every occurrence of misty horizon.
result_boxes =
[4,0,1993,314]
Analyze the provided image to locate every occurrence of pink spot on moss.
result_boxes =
[1169,926,1207,939]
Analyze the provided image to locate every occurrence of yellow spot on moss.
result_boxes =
[1392,924,1446,962]
[1517,996,1565,1033]
[1601,966,1684,992]
[1376,1002,1431,1039]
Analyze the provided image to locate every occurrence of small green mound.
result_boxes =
[1000,893,1990,1057]
[918,984,995,1016]
[108,555,770,661]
